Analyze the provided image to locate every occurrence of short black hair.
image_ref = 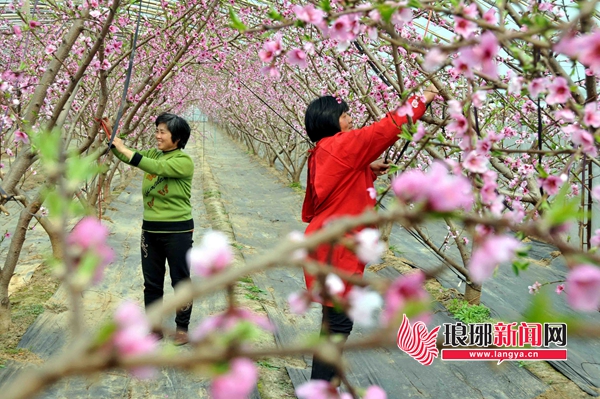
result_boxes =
[155,112,191,149]
[304,96,349,142]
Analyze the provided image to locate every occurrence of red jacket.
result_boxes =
[302,99,427,297]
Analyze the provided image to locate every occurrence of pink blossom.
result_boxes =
[259,38,283,63]
[476,137,492,154]
[391,170,429,204]
[555,284,565,295]
[292,4,326,27]
[260,65,281,79]
[288,291,310,314]
[463,151,488,174]
[14,130,29,144]
[325,273,345,296]
[489,195,505,216]
[396,101,414,118]
[413,124,426,142]
[584,102,600,128]
[541,174,565,195]
[392,162,473,212]
[190,308,274,342]
[448,100,463,115]
[592,187,600,202]
[545,77,571,105]
[288,231,307,261]
[568,125,598,157]
[469,234,522,283]
[211,358,258,399]
[187,230,233,277]
[4,232,11,239]
[566,264,600,311]
[472,91,487,108]
[382,271,429,324]
[508,76,524,95]
[577,30,600,71]
[554,32,579,58]
[423,48,446,72]
[480,181,498,204]
[473,31,499,78]
[367,187,376,199]
[528,78,547,98]
[447,113,469,137]
[68,217,108,249]
[287,48,307,68]
[463,3,479,18]
[112,301,157,378]
[454,17,477,38]
[296,380,343,399]
[364,386,387,399]
[45,44,57,55]
[392,8,413,26]
[483,8,498,25]
[355,228,386,264]
[528,281,542,294]
[591,229,600,247]
[367,26,378,41]
[114,300,148,329]
[347,286,383,327]
[12,25,21,37]
[452,49,476,79]
[554,108,575,123]
[329,15,358,43]
[29,20,41,28]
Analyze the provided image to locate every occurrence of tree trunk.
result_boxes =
[464,282,482,305]
[0,201,41,333]
[380,221,393,244]
[0,289,10,333]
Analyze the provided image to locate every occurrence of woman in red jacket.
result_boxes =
[302,86,439,383]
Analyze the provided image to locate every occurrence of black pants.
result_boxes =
[141,230,193,331]
[310,306,354,381]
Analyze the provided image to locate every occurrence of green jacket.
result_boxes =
[112,147,194,232]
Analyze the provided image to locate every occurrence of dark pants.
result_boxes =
[141,230,193,331]
[310,306,354,381]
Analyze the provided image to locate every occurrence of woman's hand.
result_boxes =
[100,117,113,141]
[370,159,390,176]
[423,84,439,104]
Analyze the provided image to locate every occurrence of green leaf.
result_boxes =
[319,0,331,13]
[228,7,247,33]
[43,190,65,222]
[267,7,283,21]
[400,124,412,141]
[407,0,422,8]
[532,14,550,29]
[65,153,102,191]
[535,164,548,179]
[511,259,530,276]
[31,128,62,168]
[543,183,581,227]
[377,3,396,24]
[93,322,118,347]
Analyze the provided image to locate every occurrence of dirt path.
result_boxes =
[0,141,260,399]
[1,126,595,398]
[201,127,557,398]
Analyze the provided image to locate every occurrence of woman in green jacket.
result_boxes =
[109,112,193,345]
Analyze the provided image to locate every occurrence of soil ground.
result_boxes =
[0,127,596,398]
